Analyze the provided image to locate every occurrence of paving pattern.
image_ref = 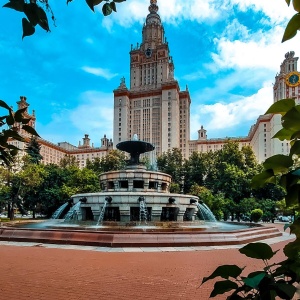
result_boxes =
[0,223,297,300]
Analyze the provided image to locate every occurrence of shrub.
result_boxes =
[251,209,263,222]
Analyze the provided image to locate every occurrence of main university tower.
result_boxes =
[113,0,191,158]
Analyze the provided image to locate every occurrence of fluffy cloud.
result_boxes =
[81,66,118,80]
[190,83,274,138]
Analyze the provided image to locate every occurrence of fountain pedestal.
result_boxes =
[119,208,131,223]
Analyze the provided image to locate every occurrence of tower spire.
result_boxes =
[149,0,158,14]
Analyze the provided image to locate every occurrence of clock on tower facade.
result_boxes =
[113,0,191,158]
[274,51,300,103]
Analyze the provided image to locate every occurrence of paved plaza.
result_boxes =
[0,223,296,300]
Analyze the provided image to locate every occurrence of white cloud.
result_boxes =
[99,0,222,28]
[209,25,300,73]
[190,82,273,137]
[228,0,291,22]
[70,91,114,136]
[81,66,118,80]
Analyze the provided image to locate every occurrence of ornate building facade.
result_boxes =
[9,96,113,168]
[113,0,190,159]
[113,0,297,163]
[9,2,300,167]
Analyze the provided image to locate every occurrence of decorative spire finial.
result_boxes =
[149,0,158,14]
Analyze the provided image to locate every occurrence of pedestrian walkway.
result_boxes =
[0,223,296,300]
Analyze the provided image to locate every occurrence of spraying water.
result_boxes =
[96,200,108,226]
[51,202,69,219]
[64,202,81,221]
[139,196,148,224]
[196,201,217,222]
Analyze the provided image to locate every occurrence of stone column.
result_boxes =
[151,207,162,222]
[119,207,131,223]
[177,207,186,221]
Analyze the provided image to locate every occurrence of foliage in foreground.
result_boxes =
[0,99,39,165]
[2,0,126,38]
[201,99,300,299]
[201,239,300,299]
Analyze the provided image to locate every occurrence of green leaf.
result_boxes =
[239,243,276,260]
[21,118,32,125]
[265,98,295,115]
[293,0,300,12]
[272,128,294,141]
[37,6,50,32]
[5,111,15,126]
[22,125,40,137]
[102,2,112,15]
[3,0,24,12]
[202,265,244,284]
[251,169,275,189]
[24,3,39,26]
[290,140,300,156]
[289,219,300,237]
[0,100,11,111]
[291,130,300,140]
[276,283,297,299]
[22,18,35,39]
[285,184,300,207]
[7,144,20,150]
[243,272,266,288]
[110,1,116,12]
[282,106,300,131]
[286,0,291,5]
[3,129,24,141]
[86,0,95,11]
[282,13,300,42]
[14,107,27,123]
[210,280,239,298]
[263,155,293,175]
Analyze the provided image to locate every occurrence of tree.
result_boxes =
[61,167,99,197]
[86,149,126,175]
[183,151,210,193]
[2,0,126,38]
[25,136,43,164]
[19,163,47,217]
[157,148,184,186]
[59,155,78,168]
[206,142,258,204]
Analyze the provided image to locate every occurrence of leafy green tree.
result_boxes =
[19,163,47,217]
[25,136,43,164]
[184,151,210,193]
[157,148,184,186]
[61,167,99,197]
[59,155,78,168]
[86,149,126,175]
[190,183,225,220]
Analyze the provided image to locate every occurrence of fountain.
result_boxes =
[51,202,69,219]
[196,201,217,222]
[0,136,282,247]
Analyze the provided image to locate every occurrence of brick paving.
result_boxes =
[0,223,295,300]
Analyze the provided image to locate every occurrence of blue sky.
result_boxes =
[0,0,298,147]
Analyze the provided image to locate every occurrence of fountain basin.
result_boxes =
[0,221,282,247]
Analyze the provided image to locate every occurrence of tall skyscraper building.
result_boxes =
[113,0,191,158]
